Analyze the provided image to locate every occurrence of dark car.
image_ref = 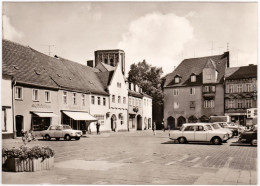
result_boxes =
[239,125,257,146]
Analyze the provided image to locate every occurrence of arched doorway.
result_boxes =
[148,118,151,129]
[137,115,142,130]
[188,115,198,123]
[15,115,23,137]
[177,116,186,127]
[111,114,117,132]
[167,116,175,130]
[200,115,209,123]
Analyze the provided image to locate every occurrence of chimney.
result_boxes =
[87,60,95,68]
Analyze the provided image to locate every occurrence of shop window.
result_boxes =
[31,116,51,131]
[15,86,23,100]
[63,91,67,104]
[32,89,39,101]
[45,91,51,103]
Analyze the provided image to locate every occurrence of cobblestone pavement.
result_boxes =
[2,130,258,185]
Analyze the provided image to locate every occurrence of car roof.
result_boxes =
[183,123,211,126]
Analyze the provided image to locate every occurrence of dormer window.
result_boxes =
[191,75,196,82]
[175,77,180,83]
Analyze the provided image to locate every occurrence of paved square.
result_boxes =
[2,131,257,185]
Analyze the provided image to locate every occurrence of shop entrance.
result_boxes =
[31,116,51,131]
[137,115,142,130]
[15,115,23,137]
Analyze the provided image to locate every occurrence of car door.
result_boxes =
[194,125,207,141]
[48,126,56,137]
[54,126,63,138]
[183,126,195,141]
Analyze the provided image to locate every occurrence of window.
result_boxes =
[195,125,204,131]
[246,99,252,108]
[210,86,216,92]
[2,108,7,131]
[204,100,215,108]
[238,100,243,108]
[237,84,242,93]
[63,91,67,104]
[98,97,101,105]
[103,98,106,106]
[45,91,51,102]
[73,93,77,105]
[228,99,234,108]
[174,102,179,109]
[190,88,195,95]
[123,97,126,104]
[203,86,209,92]
[191,75,196,82]
[228,85,234,93]
[118,96,121,103]
[175,77,180,83]
[190,101,195,108]
[246,84,252,92]
[117,82,121,88]
[184,126,194,131]
[15,87,23,100]
[32,89,39,101]
[173,89,179,96]
[112,95,115,103]
[91,96,95,104]
[129,97,132,106]
[82,94,85,106]
[139,99,142,107]
[207,74,212,80]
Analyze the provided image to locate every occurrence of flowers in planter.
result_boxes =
[2,146,54,161]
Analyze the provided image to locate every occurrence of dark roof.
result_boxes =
[128,90,143,98]
[225,65,257,80]
[2,39,108,95]
[96,71,114,90]
[164,52,229,88]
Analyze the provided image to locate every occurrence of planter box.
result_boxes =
[3,157,54,172]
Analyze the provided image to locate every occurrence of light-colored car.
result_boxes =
[212,122,233,138]
[41,124,82,141]
[170,123,229,145]
[218,122,245,136]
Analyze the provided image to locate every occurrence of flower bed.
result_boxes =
[2,146,54,172]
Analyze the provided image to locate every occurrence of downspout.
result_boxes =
[12,80,16,139]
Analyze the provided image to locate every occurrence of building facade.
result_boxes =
[224,65,257,126]
[164,52,229,129]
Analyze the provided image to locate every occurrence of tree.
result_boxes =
[128,60,164,128]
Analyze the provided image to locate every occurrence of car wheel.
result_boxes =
[212,137,222,145]
[251,139,257,146]
[56,138,60,141]
[64,134,71,141]
[45,135,51,141]
[178,137,186,144]
[75,137,80,140]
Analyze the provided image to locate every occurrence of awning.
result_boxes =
[63,111,97,121]
[32,112,58,117]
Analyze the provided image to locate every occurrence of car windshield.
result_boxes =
[63,125,72,130]
[180,126,185,131]
[212,124,221,129]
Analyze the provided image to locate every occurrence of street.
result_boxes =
[2,130,257,185]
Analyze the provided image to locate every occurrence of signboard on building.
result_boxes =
[247,108,257,118]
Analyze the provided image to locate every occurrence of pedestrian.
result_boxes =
[152,122,156,135]
[96,122,100,135]
[162,121,165,132]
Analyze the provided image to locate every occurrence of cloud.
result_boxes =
[118,12,194,75]
[3,15,24,41]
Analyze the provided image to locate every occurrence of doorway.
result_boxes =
[137,115,142,130]
[15,115,23,137]
[111,114,117,132]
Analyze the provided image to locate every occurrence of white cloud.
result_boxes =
[3,15,24,41]
[118,12,194,75]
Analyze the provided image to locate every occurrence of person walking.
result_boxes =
[152,122,156,135]
[96,122,100,135]
[162,121,165,132]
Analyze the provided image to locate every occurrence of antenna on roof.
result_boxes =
[41,44,55,56]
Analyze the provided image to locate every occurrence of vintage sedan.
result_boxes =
[170,123,229,145]
[212,122,233,138]
[239,125,257,146]
[41,125,82,141]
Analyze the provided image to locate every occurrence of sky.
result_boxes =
[2,2,258,75]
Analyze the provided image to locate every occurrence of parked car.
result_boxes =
[239,125,257,146]
[212,122,233,138]
[40,124,82,141]
[170,123,229,145]
[218,122,244,136]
